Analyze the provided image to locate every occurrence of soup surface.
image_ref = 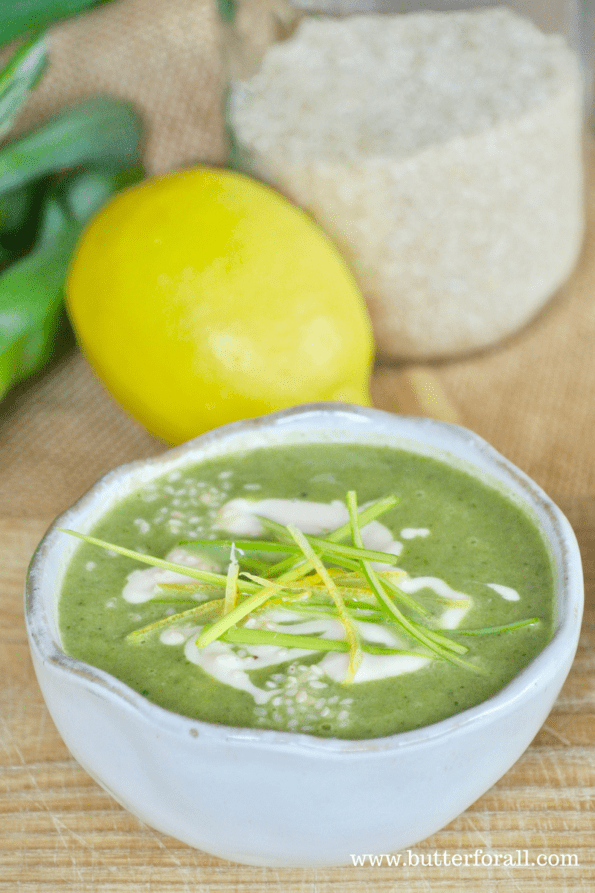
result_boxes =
[59,442,555,739]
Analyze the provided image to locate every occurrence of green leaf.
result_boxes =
[0,0,114,47]
[61,164,145,224]
[0,194,76,397]
[0,183,37,235]
[0,165,145,400]
[0,96,144,194]
[0,32,47,140]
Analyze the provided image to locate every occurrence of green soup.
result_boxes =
[59,442,555,739]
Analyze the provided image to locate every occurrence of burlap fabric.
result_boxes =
[1,0,595,521]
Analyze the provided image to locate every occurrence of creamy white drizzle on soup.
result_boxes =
[58,443,555,739]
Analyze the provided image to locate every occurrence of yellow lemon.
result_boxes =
[66,167,374,444]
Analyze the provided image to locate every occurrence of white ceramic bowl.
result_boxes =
[25,404,583,867]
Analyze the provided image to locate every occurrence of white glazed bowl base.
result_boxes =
[25,404,584,867]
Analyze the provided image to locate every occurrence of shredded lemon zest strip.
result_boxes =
[195,579,287,648]
[127,600,224,639]
[223,548,240,615]
[287,525,362,683]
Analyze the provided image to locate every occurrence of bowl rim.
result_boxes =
[25,402,584,756]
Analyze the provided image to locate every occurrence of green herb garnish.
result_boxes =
[59,490,540,683]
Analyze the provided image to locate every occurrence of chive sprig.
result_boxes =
[59,490,540,682]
